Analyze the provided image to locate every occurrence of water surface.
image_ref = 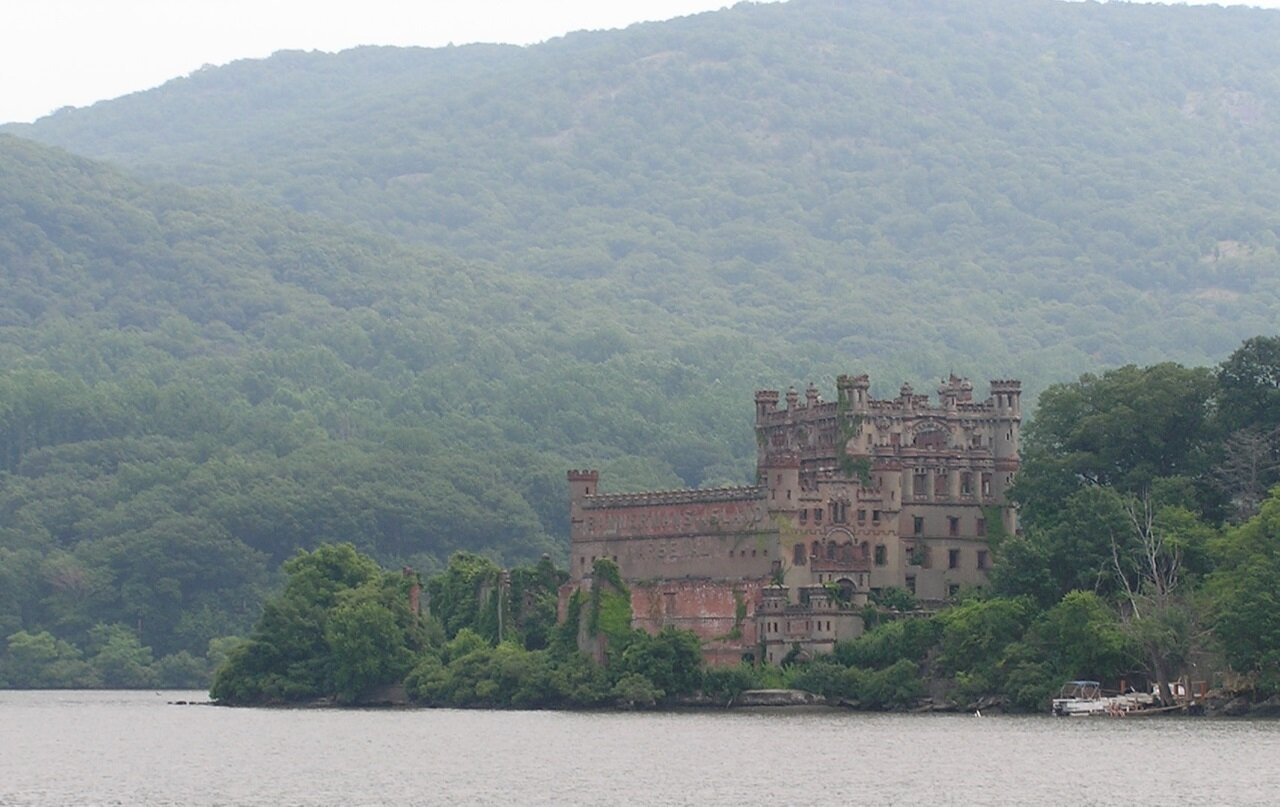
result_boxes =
[2,690,1275,805]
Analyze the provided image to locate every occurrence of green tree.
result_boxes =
[1015,363,1218,527]
[1030,591,1134,681]
[325,579,418,702]
[614,627,703,698]
[1217,336,1280,433]
[3,630,97,688]
[88,624,156,688]
[1207,488,1280,694]
[210,543,396,703]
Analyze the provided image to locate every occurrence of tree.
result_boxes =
[1014,363,1218,527]
[614,628,703,698]
[325,580,417,702]
[210,543,406,703]
[612,672,663,708]
[88,624,156,688]
[1030,591,1134,682]
[2,630,97,688]
[1110,494,1198,704]
[1212,426,1280,523]
[1217,336,1280,434]
[1207,488,1280,694]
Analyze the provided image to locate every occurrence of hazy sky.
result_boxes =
[0,1,745,125]
[3,0,1279,125]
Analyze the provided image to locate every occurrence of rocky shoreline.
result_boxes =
[202,687,1280,717]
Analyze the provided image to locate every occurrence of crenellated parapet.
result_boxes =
[582,485,766,510]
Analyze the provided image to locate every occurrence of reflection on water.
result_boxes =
[2,690,1278,805]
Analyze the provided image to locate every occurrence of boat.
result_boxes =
[1051,680,1158,717]
[1051,680,1108,716]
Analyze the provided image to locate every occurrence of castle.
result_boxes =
[565,374,1021,665]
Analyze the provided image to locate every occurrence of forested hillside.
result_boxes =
[0,134,793,677]
[5,0,1280,684]
[11,0,1280,379]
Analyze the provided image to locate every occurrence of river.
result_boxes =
[2,690,1277,805]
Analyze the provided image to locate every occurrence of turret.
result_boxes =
[989,380,1022,461]
[898,381,915,412]
[755,389,780,420]
[837,373,871,412]
[990,380,1022,417]
[759,585,789,614]
[938,373,972,410]
[760,451,800,508]
[567,469,599,545]
[567,469,599,502]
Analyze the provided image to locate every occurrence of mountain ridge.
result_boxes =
[8,0,1280,382]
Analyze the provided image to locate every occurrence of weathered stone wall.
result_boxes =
[569,491,777,582]
[630,578,767,666]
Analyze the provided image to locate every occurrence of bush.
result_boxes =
[833,616,941,670]
[613,673,663,708]
[859,659,923,709]
[701,663,759,702]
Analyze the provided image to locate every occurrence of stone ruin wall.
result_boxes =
[629,578,768,666]
[569,488,777,582]
[566,484,779,663]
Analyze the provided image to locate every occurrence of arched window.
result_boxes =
[811,541,821,558]
[826,542,837,560]
[837,578,856,601]
[793,543,806,566]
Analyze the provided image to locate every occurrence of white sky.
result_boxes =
[0,1,742,124]
[2,0,1278,125]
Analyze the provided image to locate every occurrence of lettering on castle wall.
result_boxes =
[579,498,766,540]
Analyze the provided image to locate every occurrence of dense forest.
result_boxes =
[11,0,1280,379]
[3,0,1280,687]
[0,134,773,681]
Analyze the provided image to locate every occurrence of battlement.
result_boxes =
[567,469,600,482]
[582,485,766,510]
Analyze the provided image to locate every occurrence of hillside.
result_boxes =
[9,0,1280,381]
[0,134,798,667]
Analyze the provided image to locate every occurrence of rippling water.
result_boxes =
[2,690,1278,805]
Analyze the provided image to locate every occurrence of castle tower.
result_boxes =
[567,469,599,502]
[760,451,800,509]
[837,373,872,412]
[755,389,780,420]
[988,380,1022,534]
[989,380,1022,461]
[567,469,599,548]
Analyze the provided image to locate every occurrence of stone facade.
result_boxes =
[565,374,1020,664]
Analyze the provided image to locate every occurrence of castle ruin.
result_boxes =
[564,374,1020,665]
